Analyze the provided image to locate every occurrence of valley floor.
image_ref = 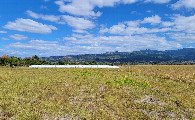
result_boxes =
[0,65,194,119]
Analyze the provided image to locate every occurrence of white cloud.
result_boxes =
[63,34,182,51]
[90,0,120,7]
[26,10,40,19]
[26,10,95,32]
[8,40,92,56]
[101,23,126,34]
[55,0,99,17]
[125,21,140,27]
[100,14,195,45]
[168,33,195,44]
[26,10,61,23]
[9,34,28,40]
[0,31,7,33]
[6,33,182,57]
[55,0,138,17]
[1,37,10,40]
[100,19,171,36]
[61,15,95,30]
[172,0,195,9]
[123,0,138,4]
[173,14,195,33]
[144,0,171,4]
[142,15,161,25]
[72,29,89,33]
[0,49,22,56]
[9,40,59,50]
[3,18,57,34]
[162,21,174,27]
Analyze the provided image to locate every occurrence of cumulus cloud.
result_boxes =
[144,0,171,4]
[102,24,169,36]
[105,23,126,34]
[173,14,195,33]
[55,0,172,17]
[100,16,170,36]
[55,0,100,17]
[3,18,57,34]
[0,49,21,56]
[26,10,61,23]
[9,34,28,40]
[72,29,89,34]
[162,21,174,27]
[26,10,95,32]
[61,15,95,30]
[64,34,182,51]
[100,14,195,45]
[8,40,95,56]
[142,15,161,25]
[0,31,7,33]
[168,33,195,44]
[55,0,138,17]
[9,40,59,50]
[172,0,195,9]
[5,25,183,57]
[123,0,138,4]
[8,33,182,57]
[1,37,10,40]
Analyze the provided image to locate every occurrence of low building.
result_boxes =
[29,65,119,68]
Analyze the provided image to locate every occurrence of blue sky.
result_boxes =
[0,0,195,57]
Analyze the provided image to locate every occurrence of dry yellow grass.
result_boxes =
[0,65,194,119]
[123,65,195,83]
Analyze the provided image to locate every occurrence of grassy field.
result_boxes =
[0,65,194,119]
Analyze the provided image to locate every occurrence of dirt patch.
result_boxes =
[135,95,192,119]
[141,109,178,119]
[135,95,166,106]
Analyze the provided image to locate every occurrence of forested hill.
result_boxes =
[41,48,195,64]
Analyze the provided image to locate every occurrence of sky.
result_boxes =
[0,0,195,57]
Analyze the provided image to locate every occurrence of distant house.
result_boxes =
[1,54,9,58]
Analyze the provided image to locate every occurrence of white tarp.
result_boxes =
[29,65,119,68]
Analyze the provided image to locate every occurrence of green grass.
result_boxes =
[106,78,149,88]
[0,66,194,119]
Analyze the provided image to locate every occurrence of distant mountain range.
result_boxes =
[41,48,195,64]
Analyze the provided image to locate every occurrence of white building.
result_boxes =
[29,65,119,68]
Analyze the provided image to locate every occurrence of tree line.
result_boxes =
[0,55,50,67]
[0,55,109,67]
